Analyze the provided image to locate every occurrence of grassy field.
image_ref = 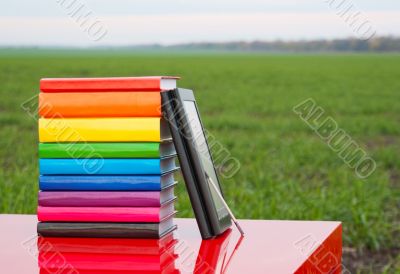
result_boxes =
[0,52,399,272]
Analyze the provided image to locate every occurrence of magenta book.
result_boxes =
[37,203,175,223]
[38,188,175,207]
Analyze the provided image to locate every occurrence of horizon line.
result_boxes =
[1,35,399,49]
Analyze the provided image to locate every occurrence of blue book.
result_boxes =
[39,158,177,175]
[39,174,177,191]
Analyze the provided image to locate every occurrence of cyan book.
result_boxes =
[39,158,177,175]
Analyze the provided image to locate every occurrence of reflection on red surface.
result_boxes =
[0,216,342,273]
[37,235,177,255]
[36,229,243,274]
[194,229,242,274]
[37,234,179,274]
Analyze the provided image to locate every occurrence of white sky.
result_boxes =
[0,0,399,46]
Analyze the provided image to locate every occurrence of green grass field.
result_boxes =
[0,52,399,272]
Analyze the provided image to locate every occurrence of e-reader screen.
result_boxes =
[183,101,229,220]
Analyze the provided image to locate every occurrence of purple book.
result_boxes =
[38,188,175,207]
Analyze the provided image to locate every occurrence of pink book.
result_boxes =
[37,203,175,223]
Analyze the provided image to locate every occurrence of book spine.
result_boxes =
[37,222,161,239]
[39,143,160,158]
[39,175,162,191]
[39,92,161,117]
[40,77,164,92]
[38,191,161,207]
[37,206,161,222]
[39,159,162,175]
[38,117,161,142]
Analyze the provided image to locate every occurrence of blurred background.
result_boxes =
[0,1,399,272]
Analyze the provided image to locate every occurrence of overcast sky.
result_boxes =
[1,0,399,46]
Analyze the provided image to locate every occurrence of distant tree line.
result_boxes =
[132,36,400,52]
[2,36,399,53]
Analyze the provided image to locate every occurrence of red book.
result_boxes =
[40,76,179,92]
[37,203,175,223]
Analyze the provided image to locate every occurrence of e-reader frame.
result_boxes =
[161,88,233,239]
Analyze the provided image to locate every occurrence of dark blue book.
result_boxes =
[39,157,177,175]
[39,173,177,191]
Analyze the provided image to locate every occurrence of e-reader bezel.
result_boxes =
[161,88,231,239]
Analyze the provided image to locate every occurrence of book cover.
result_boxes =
[39,158,177,175]
[38,142,176,159]
[37,203,175,223]
[39,174,176,191]
[38,188,175,207]
[39,118,170,142]
[39,92,161,117]
[37,217,177,239]
[40,76,179,92]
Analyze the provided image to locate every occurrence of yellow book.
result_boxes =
[39,118,171,142]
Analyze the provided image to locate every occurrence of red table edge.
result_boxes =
[295,223,342,273]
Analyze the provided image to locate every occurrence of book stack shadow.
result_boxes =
[37,76,180,239]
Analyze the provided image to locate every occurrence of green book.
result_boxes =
[39,142,176,158]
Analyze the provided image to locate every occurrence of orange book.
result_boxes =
[40,76,179,92]
[39,92,161,117]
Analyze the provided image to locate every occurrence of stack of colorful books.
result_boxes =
[37,76,180,238]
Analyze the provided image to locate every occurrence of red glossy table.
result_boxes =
[0,214,341,273]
